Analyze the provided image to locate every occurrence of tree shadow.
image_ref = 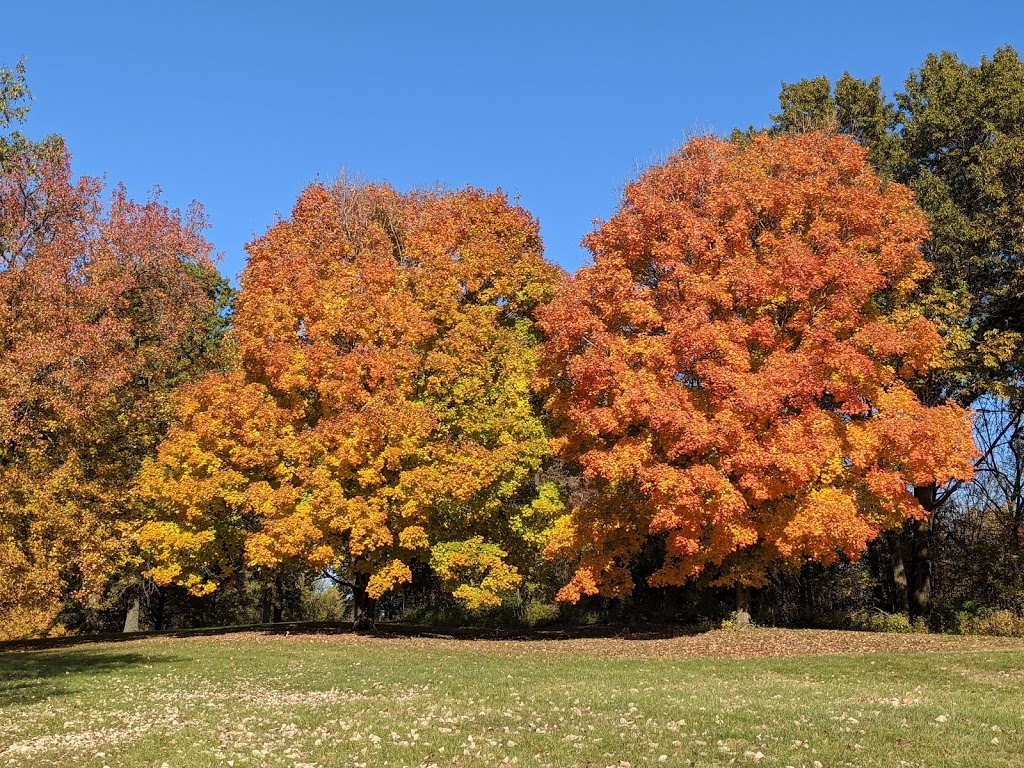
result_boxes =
[0,648,181,708]
[182,619,720,643]
[0,619,719,658]
[363,620,718,642]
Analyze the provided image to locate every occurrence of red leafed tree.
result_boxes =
[536,132,978,613]
[0,124,226,638]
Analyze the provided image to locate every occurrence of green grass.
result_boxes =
[2,629,1023,767]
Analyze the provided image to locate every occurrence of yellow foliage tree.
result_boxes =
[138,182,561,623]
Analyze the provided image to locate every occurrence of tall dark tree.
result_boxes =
[761,47,1024,617]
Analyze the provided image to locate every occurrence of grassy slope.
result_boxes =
[1,628,1023,768]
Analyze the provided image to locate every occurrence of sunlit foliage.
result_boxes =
[138,181,561,614]
[537,132,977,603]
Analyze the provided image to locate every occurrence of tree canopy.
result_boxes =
[138,181,562,617]
[536,132,977,603]
[761,46,1024,617]
[765,47,1024,407]
[0,71,228,638]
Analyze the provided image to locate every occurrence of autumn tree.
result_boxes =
[764,47,1024,616]
[138,181,562,625]
[536,132,977,621]
[0,63,229,639]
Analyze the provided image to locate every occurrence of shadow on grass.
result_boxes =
[367,620,717,642]
[0,648,182,708]
[0,619,718,656]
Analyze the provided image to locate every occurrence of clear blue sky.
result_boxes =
[7,1,1023,281]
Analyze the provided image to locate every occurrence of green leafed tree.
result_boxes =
[758,46,1024,617]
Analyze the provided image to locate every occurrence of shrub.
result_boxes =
[956,609,1024,637]
[523,601,560,628]
[847,610,914,633]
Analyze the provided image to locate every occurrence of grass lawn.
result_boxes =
[1,626,1023,767]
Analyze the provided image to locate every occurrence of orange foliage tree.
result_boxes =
[138,181,562,622]
[536,133,977,611]
[0,127,225,638]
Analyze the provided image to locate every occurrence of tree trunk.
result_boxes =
[123,594,141,633]
[893,530,910,615]
[908,483,936,620]
[261,584,273,624]
[154,588,166,631]
[352,572,376,630]
[735,584,752,628]
[273,577,284,623]
[867,539,888,610]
